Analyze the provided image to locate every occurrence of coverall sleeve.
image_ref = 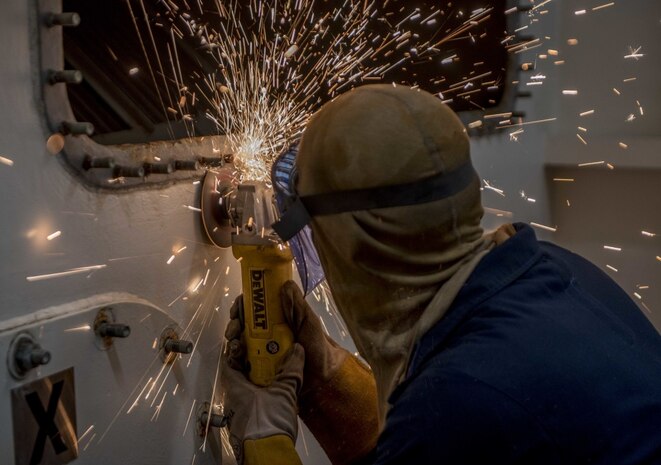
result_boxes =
[372,372,559,465]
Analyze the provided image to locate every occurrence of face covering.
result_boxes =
[292,84,489,427]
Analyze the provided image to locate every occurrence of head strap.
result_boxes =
[273,160,477,241]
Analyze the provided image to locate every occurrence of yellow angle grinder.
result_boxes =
[201,169,294,387]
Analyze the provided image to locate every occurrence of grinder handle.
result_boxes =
[235,244,294,387]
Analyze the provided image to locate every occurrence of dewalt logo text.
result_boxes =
[250,269,267,330]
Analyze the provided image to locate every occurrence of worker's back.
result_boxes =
[375,224,661,465]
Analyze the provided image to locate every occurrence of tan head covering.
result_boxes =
[296,84,490,427]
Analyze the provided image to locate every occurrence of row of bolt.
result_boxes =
[43,11,237,177]
[9,319,194,379]
[82,154,233,179]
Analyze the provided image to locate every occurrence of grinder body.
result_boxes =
[228,182,294,387]
[233,242,294,386]
[201,174,296,386]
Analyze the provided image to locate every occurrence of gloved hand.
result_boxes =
[222,299,304,465]
[280,281,379,465]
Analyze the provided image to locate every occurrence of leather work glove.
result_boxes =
[222,300,304,465]
[280,281,380,465]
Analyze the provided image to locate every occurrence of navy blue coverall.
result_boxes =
[373,223,661,464]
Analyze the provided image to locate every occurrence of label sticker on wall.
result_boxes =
[11,368,78,465]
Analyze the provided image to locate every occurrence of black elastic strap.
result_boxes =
[273,161,477,240]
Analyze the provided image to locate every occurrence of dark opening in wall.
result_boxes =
[63,0,519,146]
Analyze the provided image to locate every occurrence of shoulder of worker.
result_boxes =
[373,222,661,465]
[406,222,660,372]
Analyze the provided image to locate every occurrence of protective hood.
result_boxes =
[295,84,490,428]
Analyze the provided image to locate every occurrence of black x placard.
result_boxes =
[11,368,78,465]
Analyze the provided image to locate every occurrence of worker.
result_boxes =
[221,84,661,465]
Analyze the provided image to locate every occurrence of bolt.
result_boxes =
[144,163,174,175]
[61,121,94,136]
[201,412,229,428]
[15,340,51,374]
[114,165,145,178]
[164,339,193,354]
[97,323,131,339]
[174,160,200,171]
[48,70,83,85]
[198,157,225,167]
[45,12,81,27]
[83,155,115,170]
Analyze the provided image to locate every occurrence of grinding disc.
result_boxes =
[200,168,236,248]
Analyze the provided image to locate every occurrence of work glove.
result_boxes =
[280,281,380,465]
[222,304,304,465]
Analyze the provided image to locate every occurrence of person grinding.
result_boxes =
[221,85,661,465]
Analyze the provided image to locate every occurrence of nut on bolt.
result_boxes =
[61,121,94,136]
[159,326,193,363]
[48,69,83,85]
[164,339,193,354]
[8,333,51,379]
[45,12,81,27]
[94,308,130,350]
[97,323,131,339]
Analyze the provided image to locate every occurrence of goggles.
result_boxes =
[271,144,478,293]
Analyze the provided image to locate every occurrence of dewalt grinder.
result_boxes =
[201,169,294,386]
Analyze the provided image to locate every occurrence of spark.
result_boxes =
[468,120,483,129]
[641,231,656,237]
[576,134,588,145]
[26,264,107,282]
[604,245,622,252]
[553,178,575,182]
[580,110,595,116]
[484,207,513,218]
[0,155,14,166]
[83,433,97,451]
[574,10,587,15]
[483,180,505,197]
[46,230,62,241]
[497,118,557,129]
[624,46,644,60]
[563,90,579,96]
[578,161,605,167]
[606,265,618,272]
[77,425,95,444]
[592,2,615,11]
[619,142,628,149]
[129,67,140,75]
[64,324,91,332]
[184,205,202,212]
[530,222,557,233]
[167,255,176,265]
[567,38,579,45]
[613,88,621,95]
[634,292,642,300]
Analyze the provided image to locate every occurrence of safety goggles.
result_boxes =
[271,143,478,293]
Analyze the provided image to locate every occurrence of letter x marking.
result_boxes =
[25,380,68,465]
